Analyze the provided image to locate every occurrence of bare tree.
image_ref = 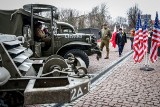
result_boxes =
[88,6,99,28]
[115,16,127,25]
[88,3,111,29]
[57,3,110,29]
[127,4,142,28]
[78,15,85,29]
[98,4,107,27]
[59,8,79,27]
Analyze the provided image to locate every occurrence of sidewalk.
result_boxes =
[88,39,132,74]
[27,40,133,107]
[27,40,160,107]
[71,54,160,107]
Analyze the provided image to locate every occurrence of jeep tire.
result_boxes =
[64,49,89,68]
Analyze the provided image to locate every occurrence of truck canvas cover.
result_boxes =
[0,9,50,36]
[0,9,25,36]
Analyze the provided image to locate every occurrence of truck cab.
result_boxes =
[0,4,101,67]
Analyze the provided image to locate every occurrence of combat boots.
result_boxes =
[104,52,109,59]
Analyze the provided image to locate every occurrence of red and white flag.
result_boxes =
[110,25,117,48]
[143,16,149,55]
[150,12,160,63]
[133,13,144,63]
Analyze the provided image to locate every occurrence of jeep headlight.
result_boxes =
[91,36,96,43]
[86,35,95,43]
[86,37,90,43]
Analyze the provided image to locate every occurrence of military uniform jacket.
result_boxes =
[101,28,111,40]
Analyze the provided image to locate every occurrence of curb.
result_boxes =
[44,50,134,107]
[91,50,133,84]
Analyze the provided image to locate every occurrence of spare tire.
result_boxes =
[64,49,89,68]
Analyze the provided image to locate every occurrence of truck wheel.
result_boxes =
[64,49,89,68]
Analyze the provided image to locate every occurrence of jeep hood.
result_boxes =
[76,33,94,36]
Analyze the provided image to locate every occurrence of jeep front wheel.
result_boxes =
[64,49,89,68]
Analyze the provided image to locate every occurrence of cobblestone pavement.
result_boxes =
[26,39,132,107]
[88,39,132,74]
[70,55,160,107]
[26,39,160,107]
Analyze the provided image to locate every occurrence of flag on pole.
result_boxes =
[150,12,160,63]
[110,25,117,48]
[133,13,143,63]
[143,15,149,55]
[137,14,144,62]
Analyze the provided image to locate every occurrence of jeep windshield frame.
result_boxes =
[23,4,58,54]
[57,22,76,34]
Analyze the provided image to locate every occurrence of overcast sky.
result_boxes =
[1,0,160,20]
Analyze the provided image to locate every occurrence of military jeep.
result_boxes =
[0,4,101,68]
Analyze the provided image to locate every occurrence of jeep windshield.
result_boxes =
[57,22,75,34]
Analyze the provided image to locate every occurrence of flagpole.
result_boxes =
[140,53,154,71]
[146,52,148,66]
[145,52,147,66]
[138,14,154,71]
[134,13,154,71]
[140,39,154,71]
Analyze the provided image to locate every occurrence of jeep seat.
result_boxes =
[35,42,44,57]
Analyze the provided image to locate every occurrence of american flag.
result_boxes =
[143,15,149,55]
[150,12,160,63]
[133,13,143,63]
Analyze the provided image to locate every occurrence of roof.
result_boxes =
[0,8,51,22]
[0,8,51,35]
[23,4,57,12]
[57,22,74,28]
[78,27,99,30]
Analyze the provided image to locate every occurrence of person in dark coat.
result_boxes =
[116,28,127,57]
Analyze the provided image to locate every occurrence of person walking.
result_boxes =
[130,28,135,50]
[100,23,112,59]
[116,28,127,57]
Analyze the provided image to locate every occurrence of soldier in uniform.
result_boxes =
[34,22,51,50]
[100,23,112,59]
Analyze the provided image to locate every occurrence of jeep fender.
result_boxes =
[56,41,91,55]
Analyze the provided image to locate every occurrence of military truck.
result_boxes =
[0,4,92,107]
[0,34,90,106]
[0,4,101,68]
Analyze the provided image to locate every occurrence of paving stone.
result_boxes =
[28,41,160,107]
[72,52,160,107]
